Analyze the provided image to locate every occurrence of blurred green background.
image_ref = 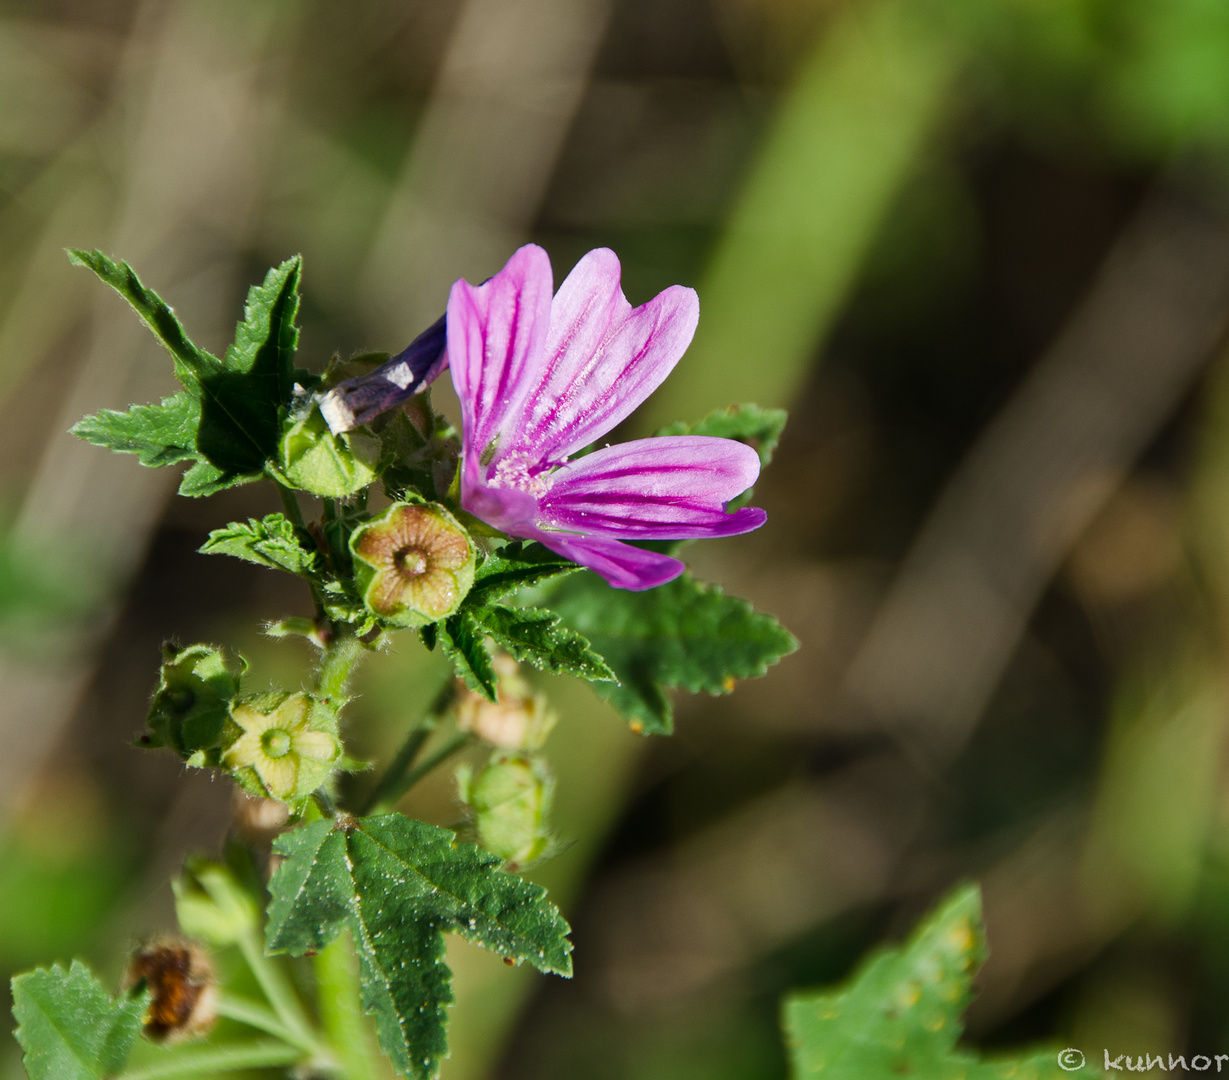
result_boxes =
[5,0,1229,1076]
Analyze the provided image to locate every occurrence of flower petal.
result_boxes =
[537,533,686,591]
[538,436,767,539]
[293,730,339,763]
[319,315,448,434]
[448,244,554,471]
[516,249,699,463]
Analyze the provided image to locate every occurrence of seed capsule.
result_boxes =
[221,691,340,804]
[349,502,476,626]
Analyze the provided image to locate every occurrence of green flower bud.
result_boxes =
[221,691,341,804]
[144,643,245,758]
[277,404,381,498]
[349,501,476,626]
[457,753,555,868]
[172,857,258,947]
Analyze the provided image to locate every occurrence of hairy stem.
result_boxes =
[118,1041,304,1080]
[236,930,315,1049]
[360,680,457,814]
[367,729,474,815]
[315,626,367,705]
[314,931,382,1080]
[276,481,327,621]
[214,993,319,1054]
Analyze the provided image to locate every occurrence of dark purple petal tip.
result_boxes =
[319,315,448,434]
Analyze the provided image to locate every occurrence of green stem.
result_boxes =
[236,930,316,1049]
[314,931,382,1080]
[277,481,328,622]
[315,626,367,704]
[214,992,318,1054]
[118,1041,304,1080]
[361,681,457,814]
[368,729,474,814]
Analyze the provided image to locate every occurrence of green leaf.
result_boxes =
[69,393,199,468]
[477,605,615,683]
[656,402,788,471]
[66,249,218,387]
[466,542,578,607]
[548,571,797,734]
[68,251,304,495]
[266,813,572,1080]
[200,514,320,577]
[11,960,149,1080]
[439,611,499,701]
[782,885,1070,1080]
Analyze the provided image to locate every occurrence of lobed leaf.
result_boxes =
[548,571,797,734]
[200,513,320,578]
[783,885,1069,1080]
[438,611,499,701]
[466,542,579,607]
[266,813,572,1080]
[70,393,199,468]
[477,605,615,683]
[68,251,305,495]
[11,960,149,1080]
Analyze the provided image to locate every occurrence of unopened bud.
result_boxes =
[277,404,381,498]
[350,502,475,626]
[221,692,340,804]
[455,655,556,750]
[457,753,555,869]
[172,857,259,947]
[143,643,244,758]
[124,938,216,1043]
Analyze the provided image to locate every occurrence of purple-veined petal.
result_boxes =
[537,533,686,591]
[318,315,447,434]
[460,457,540,534]
[537,436,767,539]
[514,249,699,464]
[448,244,553,472]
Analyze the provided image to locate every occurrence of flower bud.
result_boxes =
[124,937,216,1043]
[221,692,341,804]
[457,753,555,869]
[172,857,259,947]
[455,655,556,750]
[143,643,244,759]
[277,403,381,498]
[349,502,476,626]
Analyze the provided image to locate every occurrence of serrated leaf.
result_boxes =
[783,885,1070,1080]
[68,251,304,494]
[548,571,797,734]
[466,543,578,607]
[266,813,572,1079]
[200,514,320,577]
[11,960,149,1080]
[70,392,199,467]
[656,403,787,470]
[477,605,615,683]
[439,611,499,701]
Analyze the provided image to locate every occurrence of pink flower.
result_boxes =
[447,244,766,590]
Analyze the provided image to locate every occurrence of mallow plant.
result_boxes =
[7,244,796,1080]
[7,246,1071,1080]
